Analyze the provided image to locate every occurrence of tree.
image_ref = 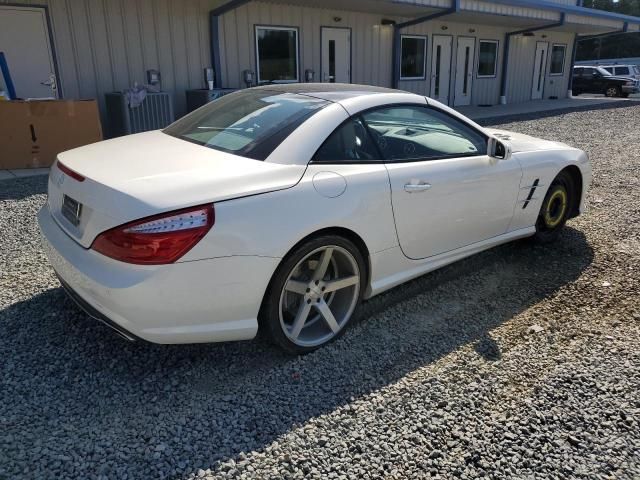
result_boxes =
[582,0,640,16]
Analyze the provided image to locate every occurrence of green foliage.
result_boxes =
[577,1,640,60]
[576,32,640,60]
[582,0,640,16]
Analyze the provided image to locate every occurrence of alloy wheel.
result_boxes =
[278,245,360,347]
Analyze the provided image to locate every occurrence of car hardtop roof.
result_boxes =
[251,83,414,102]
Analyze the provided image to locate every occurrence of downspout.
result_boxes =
[499,13,565,105]
[392,0,460,89]
[210,0,251,88]
[568,21,629,96]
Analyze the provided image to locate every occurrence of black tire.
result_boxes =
[532,171,574,244]
[605,85,622,98]
[259,235,366,355]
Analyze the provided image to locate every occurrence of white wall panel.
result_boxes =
[506,31,574,104]
[397,21,507,105]
[0,0,226,120]
[218,1,394,88]
[0,0,600,122]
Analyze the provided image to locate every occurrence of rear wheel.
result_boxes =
[605,85,622,97]
[532,171,574,243]
[260,235,365,354]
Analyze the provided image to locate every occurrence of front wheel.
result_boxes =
[260,235,365,354]
[532,172,574,244]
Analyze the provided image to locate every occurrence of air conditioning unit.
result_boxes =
[105,92,174,137]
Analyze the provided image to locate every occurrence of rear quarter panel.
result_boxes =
[182,163,398,262]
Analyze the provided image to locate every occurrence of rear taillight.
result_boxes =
[91,205,214,265]
[56,160,86,182]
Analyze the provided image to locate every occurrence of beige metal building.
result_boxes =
[1,0,639,122]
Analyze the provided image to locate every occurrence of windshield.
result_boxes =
[597,67,612,76]
[164,90,329,160]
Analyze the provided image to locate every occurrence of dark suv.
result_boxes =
[572,66,639,97]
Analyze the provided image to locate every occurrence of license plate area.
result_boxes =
[62,195,82,226]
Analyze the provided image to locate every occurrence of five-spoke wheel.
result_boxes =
[261,236,365,354]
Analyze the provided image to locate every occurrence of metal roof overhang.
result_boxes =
[270,0,639,35]
[389,0,639,36]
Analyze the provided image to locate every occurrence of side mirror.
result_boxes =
[488,137,512,162]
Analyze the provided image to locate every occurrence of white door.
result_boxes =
[362,105,522,260]
[321,28,351,83]
[454,37,475,107]
[0,5,58,99]
[531,42,549,100]
[430,35,452,105]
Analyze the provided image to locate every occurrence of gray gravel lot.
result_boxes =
[1,104,639,480]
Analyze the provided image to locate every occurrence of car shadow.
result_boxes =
[0,226,593,478]
[0,175,48,201]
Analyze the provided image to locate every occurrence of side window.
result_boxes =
[361,106,487,161]
[617,67,629,75]
[477,40,499,77]
[603,67,614,74]
[313,117,380,163]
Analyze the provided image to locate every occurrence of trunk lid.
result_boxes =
[47,130,306,248]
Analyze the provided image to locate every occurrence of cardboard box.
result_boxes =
[0,99,103,169]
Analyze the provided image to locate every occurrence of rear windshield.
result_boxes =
[164,90,329,160]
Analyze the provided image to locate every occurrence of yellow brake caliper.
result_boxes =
[543,188,567,228]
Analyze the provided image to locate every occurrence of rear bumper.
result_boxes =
[56,274,142,342]
[38,205,280,344]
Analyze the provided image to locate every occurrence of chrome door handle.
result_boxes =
[404,182,432,193]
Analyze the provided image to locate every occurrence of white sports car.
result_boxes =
[38,84,590,354]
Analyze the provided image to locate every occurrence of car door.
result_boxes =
[361,105,522,260]
[588,67,606,92]
[573,67,584,92]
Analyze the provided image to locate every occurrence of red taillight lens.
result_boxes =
[56,160,86,182]
[91,205,214,265]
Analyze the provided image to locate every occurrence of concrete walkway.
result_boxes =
[458,96,631,120]
[0,96,634,181]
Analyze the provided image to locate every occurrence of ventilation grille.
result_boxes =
[105,92,175,138]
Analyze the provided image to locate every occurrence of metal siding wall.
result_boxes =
[397,0,450,8]
[566,13,621,30]
[506,35,534,104]
[543,33,574,99]
[462,0,558,21]
[397,21,506,105]
[0,0,226,120]
[507,31,574,104]
[219,1,393,89]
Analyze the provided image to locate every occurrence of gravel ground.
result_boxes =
[1,104,639,480]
